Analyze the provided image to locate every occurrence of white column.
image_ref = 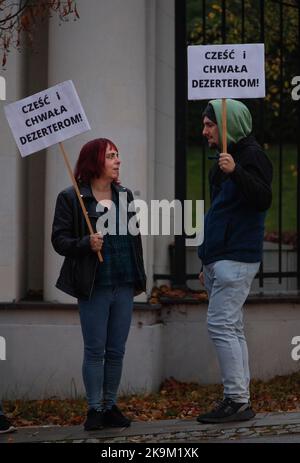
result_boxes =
[154,0,175,281]
[0,51,27,301]
[145,0,157,296]
[44,0,149,302]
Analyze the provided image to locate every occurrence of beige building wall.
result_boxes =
[0,51,27,302]
[0,0,176,303]
[153,0,175,282]
[44,0,151,302]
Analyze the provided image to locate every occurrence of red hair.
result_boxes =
[74,138,118,184]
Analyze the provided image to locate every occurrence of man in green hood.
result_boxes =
[197,99,273,424]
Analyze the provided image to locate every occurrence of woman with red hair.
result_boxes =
[51,138,146,431]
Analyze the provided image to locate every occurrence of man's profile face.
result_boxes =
[202,116,219,149]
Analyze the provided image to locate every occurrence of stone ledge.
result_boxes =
[1,412,299,444]
[0,301,162,311]
[2,293,300,311]
[160,294,300,305]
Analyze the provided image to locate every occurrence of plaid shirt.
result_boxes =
[93,187,138,287]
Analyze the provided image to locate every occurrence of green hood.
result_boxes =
[209,99,252,148]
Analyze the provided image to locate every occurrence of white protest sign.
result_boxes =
[188,43,265,100]
[4,80,91,157]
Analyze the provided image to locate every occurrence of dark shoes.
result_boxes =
[84,409,104,431]
[197,398,256,424]
[103,405,131,428]
[84,405,131,430]
[0,415,16,434]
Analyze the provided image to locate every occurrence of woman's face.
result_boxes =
[102,144,120,181]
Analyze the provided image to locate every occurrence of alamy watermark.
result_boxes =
[291,76,300,101]
[0,336,6,361]
[291,336,300,361]
[95,193,204,246]
[0,75,6,101]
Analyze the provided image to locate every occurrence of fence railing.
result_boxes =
[153,0,300,294]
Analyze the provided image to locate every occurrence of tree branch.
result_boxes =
[0,1,29,25]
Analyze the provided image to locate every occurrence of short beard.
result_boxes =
[208,141,219,149]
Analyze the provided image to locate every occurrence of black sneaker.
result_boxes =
[103,405,131,427]
[84,409,104,431]
[0,415,16,434]
[197,398,256,424]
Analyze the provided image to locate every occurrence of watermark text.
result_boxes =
[0,75,6,100]
[291,76,300,101]
[291,336,300,361]
[95,193,204,246]
[0,336,6,360]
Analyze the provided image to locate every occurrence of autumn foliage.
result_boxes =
[149,285,208,305]
[0,0,79,67]
[3,372,300,427]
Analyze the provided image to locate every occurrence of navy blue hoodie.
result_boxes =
[198,100,273,265]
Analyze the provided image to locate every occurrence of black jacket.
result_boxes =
[51,182,147,300]
[198,135,273,264]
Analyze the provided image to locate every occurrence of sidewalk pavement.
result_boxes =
[1,411,300,443]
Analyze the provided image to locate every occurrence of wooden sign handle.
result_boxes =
[222,98,227,153]
[59,142,103,263]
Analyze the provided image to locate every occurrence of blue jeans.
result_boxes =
[78,284,134,411]
[204,260,260,403]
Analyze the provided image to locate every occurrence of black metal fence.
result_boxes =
[154,0,300,294]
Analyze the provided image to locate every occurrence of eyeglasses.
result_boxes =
[105,152,120,160]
